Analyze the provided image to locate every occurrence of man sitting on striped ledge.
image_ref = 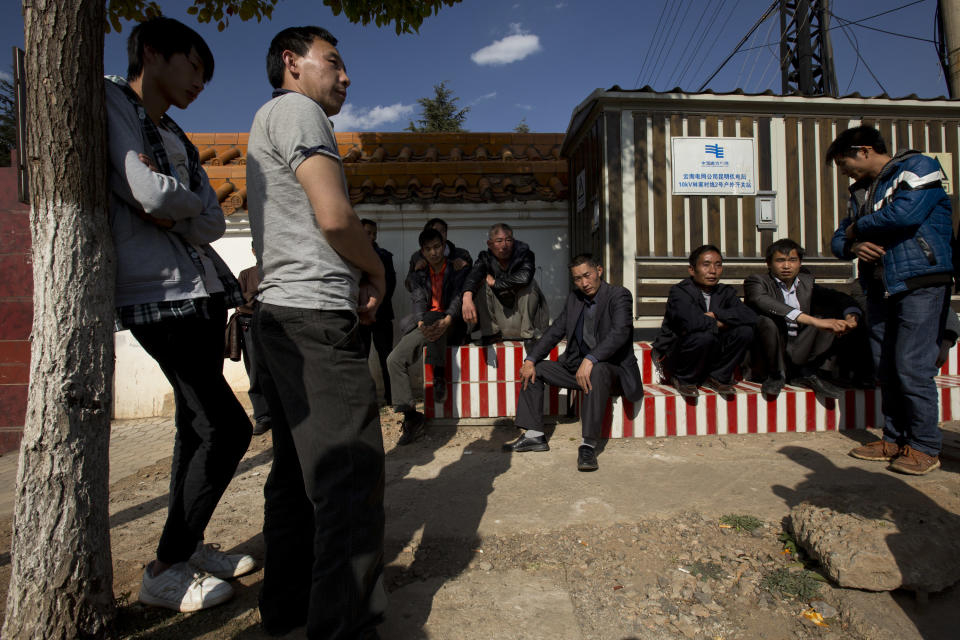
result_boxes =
[504,254,644,471]
[387,227,469,445]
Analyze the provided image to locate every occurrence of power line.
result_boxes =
[666,0,716,89]
[648,0,688,89]
[833,12,889,95]
[688,0,745,87]
[736,0,930,53]
[634,1,669,89]
[654,0,696,88]
[682,0,737,88]
[696,0,781,92]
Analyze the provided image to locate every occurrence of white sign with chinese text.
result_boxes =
[671,137,756,196]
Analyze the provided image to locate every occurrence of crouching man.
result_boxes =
[653,245,756,398]
[387,227,469,444]
[504,254,643,471]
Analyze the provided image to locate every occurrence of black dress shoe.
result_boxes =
[577,445,599,471]
[252,418,272,436]
[703,376,735,395]
[502,434,549,452]
[671,377,699,398]
[761,376,785,398]
[792,375,842,399]
[398,411,426,445]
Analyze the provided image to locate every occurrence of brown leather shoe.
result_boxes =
[889,445,941,475]
[849,440,901,461]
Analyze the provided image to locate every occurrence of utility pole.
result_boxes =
[779,0,838,96]
[940,0,960,98]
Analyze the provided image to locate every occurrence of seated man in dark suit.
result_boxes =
[653,244,757,398]
[745,238,862,398]
[387,227,469,445]
[504,254,643,472]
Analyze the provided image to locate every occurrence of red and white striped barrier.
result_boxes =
[423,342,960,437]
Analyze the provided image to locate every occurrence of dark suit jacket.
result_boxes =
[525,281,643,402]
[744,270,861,333]
[374,243,396,322]
[652,278,757,357]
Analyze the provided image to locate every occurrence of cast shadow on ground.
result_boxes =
[773,446,960,640]
[376,422,516,638]
[108,447,275,530]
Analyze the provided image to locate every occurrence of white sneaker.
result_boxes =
[189,542,257,579]
[138,561,234,612]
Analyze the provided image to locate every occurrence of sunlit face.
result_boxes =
[769,249,801,283]
[571,262,603,298]
[421,237,445,269]
[152,46,206,110]
[689,250,723,290]
[487,229,514,262]
[362,223,377,244]
[287,37,350,116]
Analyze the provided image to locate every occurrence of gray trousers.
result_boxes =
[386,311,447,410]
[752,316,836,380]
[476,281,550,340]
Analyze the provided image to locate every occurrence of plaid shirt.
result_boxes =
[107,76,242,330]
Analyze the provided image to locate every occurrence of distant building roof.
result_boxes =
[188,131,569,216]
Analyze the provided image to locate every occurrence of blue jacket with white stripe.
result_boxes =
[831,150,953,296]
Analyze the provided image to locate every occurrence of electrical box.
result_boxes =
[755,191,777,230]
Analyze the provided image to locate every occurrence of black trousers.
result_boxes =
[237,314,271,422]
[751,316,836,380]
[360,318,394,405]
[515,359,622,440]
[129,295,252,564]
[253,303,386,639]
[668,325,753,385]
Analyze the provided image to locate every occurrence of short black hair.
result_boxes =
[424,218,448,233]
[127,17,214,83]
[419,227,444,248]
[266,26,338,89]
[569,253,601,269]
[825,126,888,164]
[765,238,804,263]
[360,218,377,228]
[689,244,722,266]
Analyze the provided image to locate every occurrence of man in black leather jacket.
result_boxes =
[461,223,549,342]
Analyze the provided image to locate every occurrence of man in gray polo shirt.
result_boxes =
[246,26,387,639]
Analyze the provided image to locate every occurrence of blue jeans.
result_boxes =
[867,285,948,456]
[253,304,386,638]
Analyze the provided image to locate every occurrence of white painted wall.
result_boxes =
[112,201,570,418]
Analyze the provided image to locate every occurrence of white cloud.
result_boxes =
[471,91,497,105]
[0,71,12,83]
[470,24,542,66]
[515,103,534,111]
[331,102,415,130]
[555,2,567,8]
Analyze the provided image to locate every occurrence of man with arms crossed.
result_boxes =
[106,17,255,613]
[830,125,953,475]
[247,26,386,638]
[504,254,643,471]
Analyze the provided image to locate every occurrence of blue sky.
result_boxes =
[0,0,950,134]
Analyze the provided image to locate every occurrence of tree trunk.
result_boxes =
[3,1,116,637]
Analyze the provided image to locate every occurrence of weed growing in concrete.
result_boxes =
[761,567,824,601]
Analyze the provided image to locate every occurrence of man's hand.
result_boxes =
[576,358,594,394]
[811,317,850,335]
[453,258,469,271]
[844,313,859,329]
[485,274,496,288]
[420,315,452,342]
[358,272,385,324]
[462,292,478,324]
[851,241,886,263]
[519,359,536,390]
[844,221,857,240]
[704,311,726,329]
[413,258,427,271]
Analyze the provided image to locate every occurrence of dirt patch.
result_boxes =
[0,413,958,639]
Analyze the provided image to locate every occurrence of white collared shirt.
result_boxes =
[777,277,802,336]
